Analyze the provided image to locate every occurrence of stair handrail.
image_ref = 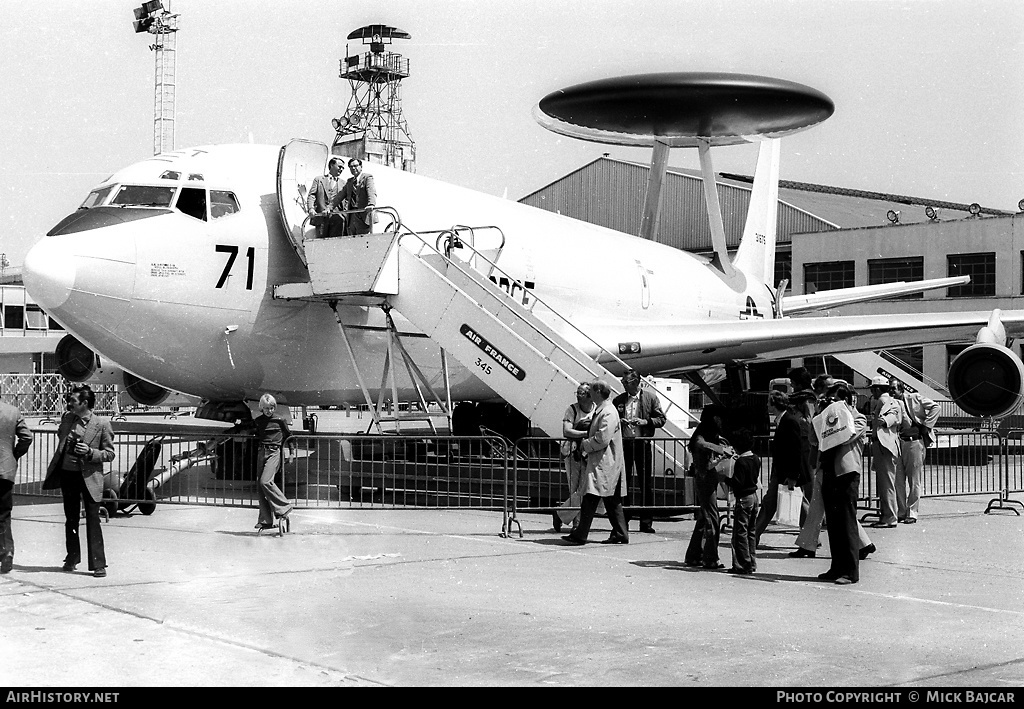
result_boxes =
[395,229,698,427]
[875,349,951,397]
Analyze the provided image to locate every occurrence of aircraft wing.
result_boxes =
[596,309,1024,374]
[781,276,969,315]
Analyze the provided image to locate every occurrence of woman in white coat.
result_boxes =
[561,380,630,545]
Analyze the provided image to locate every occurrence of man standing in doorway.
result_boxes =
[341,158,377,236]
[613,369,666,533]
[0,395,33,574]
[306,157,347,239]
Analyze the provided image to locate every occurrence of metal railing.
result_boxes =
[13,427,1023,533]
[1,375,118,418]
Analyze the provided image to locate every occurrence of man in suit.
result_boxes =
[41,384,115,577]
[562,380,629,545]
[306,157,347,239]
[867,375,903,528]
[613,369,666,533]
[0,396,33,574]
[341,158,377,236]
[755,390,812,547]
[891,378,939,524]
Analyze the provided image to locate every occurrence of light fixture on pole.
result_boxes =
[130,1,179,155]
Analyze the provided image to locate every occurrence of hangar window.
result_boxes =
[884,347,924,378]
[175,187,207,221]
[210,190,240,219]
[803,260,854,294]
[111,185,176,208]
[868,257,923,299]
[803,356,855,389]
[24,304,48,330]
[946,253,995,297]
[3,305,24,330]
[774,249,792,292]
[946,344,969,372]
[80,185,115,209]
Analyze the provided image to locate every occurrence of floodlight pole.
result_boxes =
[132,2,180,155]
[148,10,179,155]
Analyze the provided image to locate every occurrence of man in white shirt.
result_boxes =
[867,375,902,528]
[891,378,939,524]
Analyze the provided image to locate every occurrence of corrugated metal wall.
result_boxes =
[519,158,835,252]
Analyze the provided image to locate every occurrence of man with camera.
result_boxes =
[41,384,115,577]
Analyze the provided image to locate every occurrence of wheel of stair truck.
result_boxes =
[101,479,120,518]
[138,487,157,516]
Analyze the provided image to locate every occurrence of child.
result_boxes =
[724,428,761,575]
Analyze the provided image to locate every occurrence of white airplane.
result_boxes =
[21,73,1024,432]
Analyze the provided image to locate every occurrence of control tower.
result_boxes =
[331,25,416,172]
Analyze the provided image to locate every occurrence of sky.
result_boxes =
[1,0,1022,268]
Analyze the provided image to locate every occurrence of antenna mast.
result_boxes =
[332,24,416,172]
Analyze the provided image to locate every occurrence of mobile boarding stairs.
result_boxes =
[272,208,695,450]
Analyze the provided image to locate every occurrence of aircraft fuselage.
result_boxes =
[24,144,772,406]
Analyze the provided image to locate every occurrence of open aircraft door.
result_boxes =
[277,139,330,266]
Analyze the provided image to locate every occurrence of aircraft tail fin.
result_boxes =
[732,139,780,287]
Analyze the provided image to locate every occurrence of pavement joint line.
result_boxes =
[839,588,1024,617]
[877,655,1024,687]
[0,574,389,687]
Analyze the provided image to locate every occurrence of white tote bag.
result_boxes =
[772,485,804,527]
[812,401,858,452]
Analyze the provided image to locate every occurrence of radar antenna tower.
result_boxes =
[132,1,180,155]
[332,24,416,172]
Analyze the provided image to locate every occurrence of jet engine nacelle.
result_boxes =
[53,334,170,406]
[122,371,170,406]
[948,343,1024,418]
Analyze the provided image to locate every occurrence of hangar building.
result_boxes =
[519,156,1021,397]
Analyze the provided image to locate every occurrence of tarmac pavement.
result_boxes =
[1,492,1023,687]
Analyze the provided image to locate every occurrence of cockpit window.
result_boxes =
[175,187,207,221]
[80,185,115,209]
[210,190,240,219]
[111,185,176,208]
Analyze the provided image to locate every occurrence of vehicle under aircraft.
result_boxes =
[22,73,1024,435]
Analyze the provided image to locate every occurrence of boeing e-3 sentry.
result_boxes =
[22,73,1024,435]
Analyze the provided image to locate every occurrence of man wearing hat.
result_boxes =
[891,378,939,524]
[867,375,902,528]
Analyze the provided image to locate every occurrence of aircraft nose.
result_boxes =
[23,237,75,311]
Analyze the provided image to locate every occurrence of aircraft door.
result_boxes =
[277,139,330,266]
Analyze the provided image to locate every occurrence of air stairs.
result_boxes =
[832,351,948,402]
[273,215,695,444]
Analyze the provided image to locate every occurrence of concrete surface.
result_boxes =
[1,493,1023,687]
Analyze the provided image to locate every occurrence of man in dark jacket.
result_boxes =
[755,390,812,546]
[0,396,33,574]
[42,385,115,577]
[613,370,666,533]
